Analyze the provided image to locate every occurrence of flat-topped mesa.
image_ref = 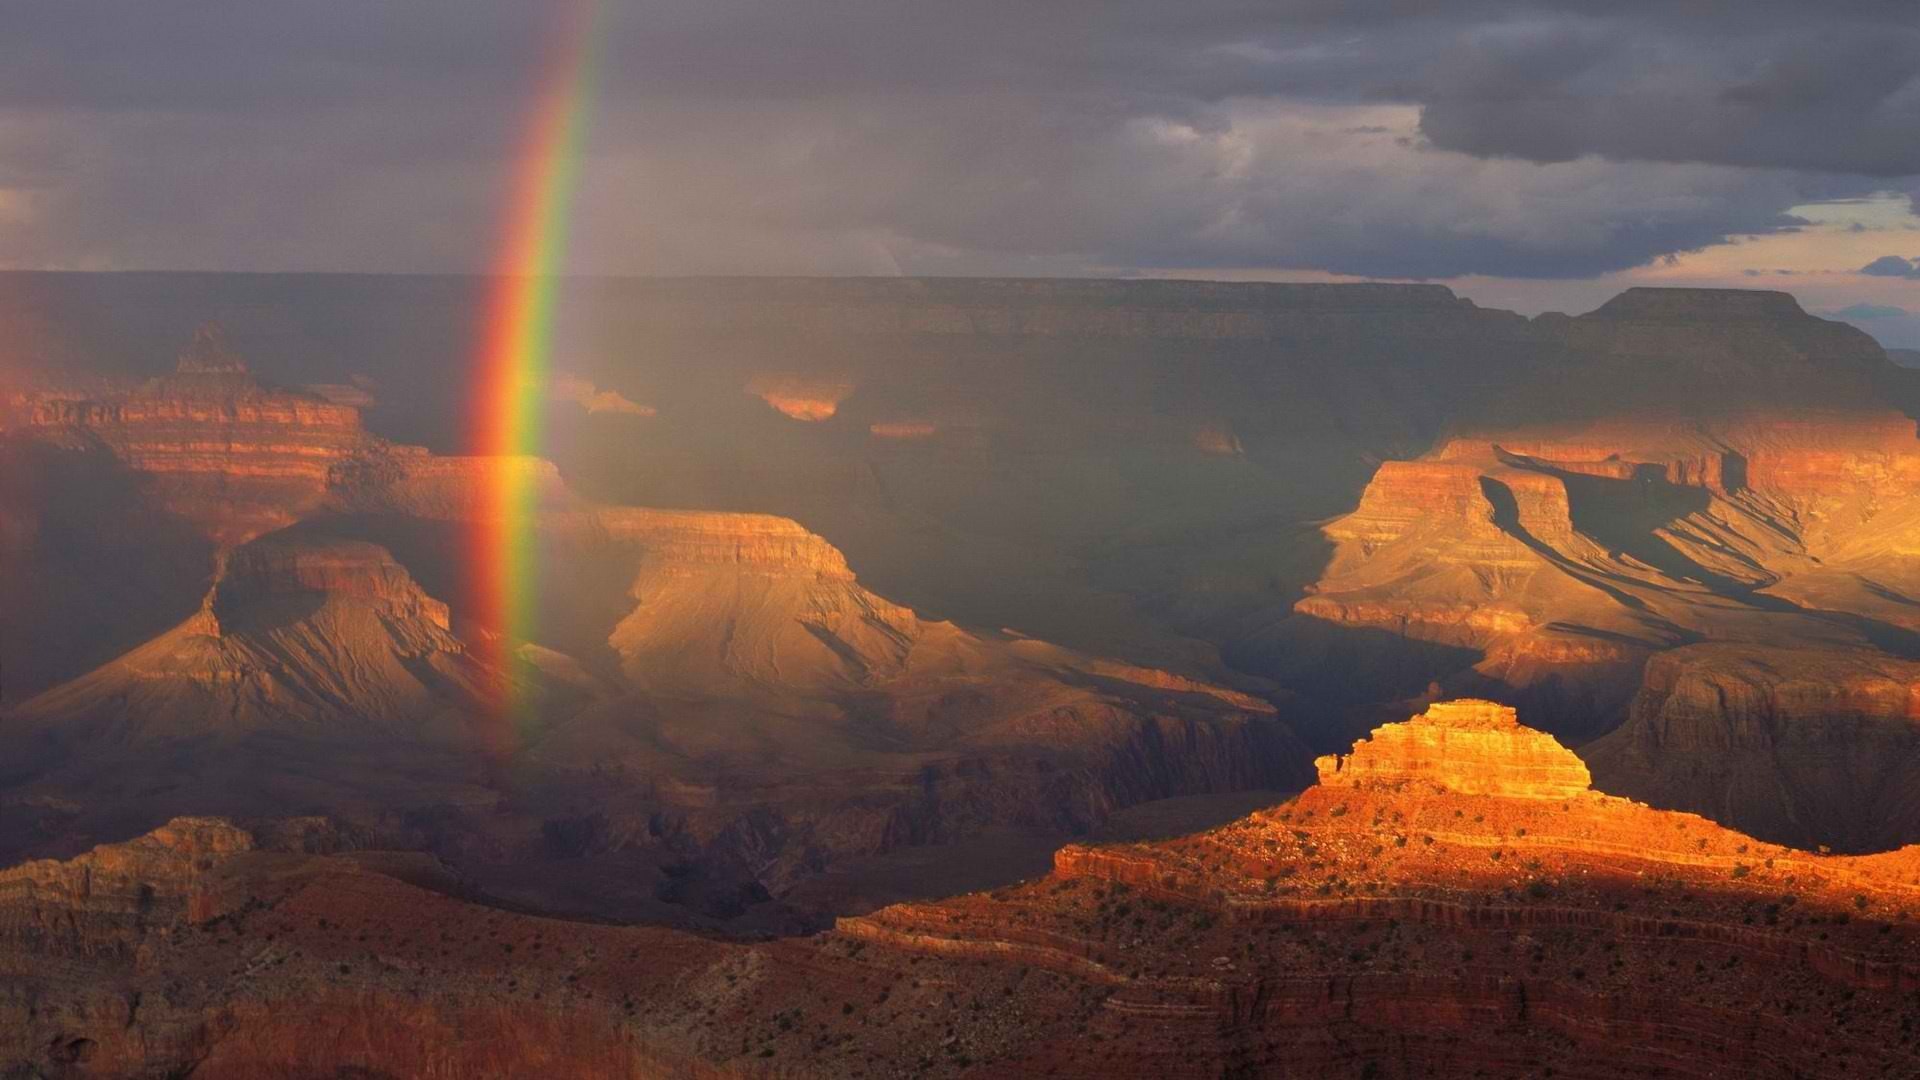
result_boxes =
[1557,287,1889,390]
[214,536,452,629]
[18,326,370,547]
[572,507,861,580]
[1587,287,1808,322]
[1314,699,1592,800]
[1323,459,1573,555]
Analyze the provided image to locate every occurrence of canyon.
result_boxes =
[11,274,1920,864]
[0,316,1308,929]
[6,274,1920,1072]
[7,701,1920,1077]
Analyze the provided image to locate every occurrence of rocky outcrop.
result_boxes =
[1242,374,1920,760]
[1314,699,1591,800]
[0,817,254,954]
[20,327,370,547]
[746,373,856,420]
[825,702,1920,1076]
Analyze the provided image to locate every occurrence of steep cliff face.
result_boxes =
[506,509,1312,907]
[1586,644,1920,851]
[19,326,370,548]
[1236,326,1920,754]
[6,498,1306,923]
[1314,700,1591,800]
[12,705,1920,1078]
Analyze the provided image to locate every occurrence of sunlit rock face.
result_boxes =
[1229,287,1920,763]
[1314,699,1591,801]
[746,372,855,420]
[10,276,1920,910]
[18,326,370,548]
[591,507,929,696]
[16,703,1920,1079]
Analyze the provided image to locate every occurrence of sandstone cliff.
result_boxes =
[1314,699,1591,800]
[20,325,371,547]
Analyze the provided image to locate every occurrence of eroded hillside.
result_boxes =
[0,324,1307,928]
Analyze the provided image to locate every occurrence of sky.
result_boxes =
[2,1,1918,345]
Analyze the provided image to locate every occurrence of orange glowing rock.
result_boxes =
[746,373,855,421]
[1315,699,1592,800]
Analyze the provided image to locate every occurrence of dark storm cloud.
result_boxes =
[1411,8,1920,177]
[0,1,1913,277]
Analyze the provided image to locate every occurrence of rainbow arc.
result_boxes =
[467,0,604,740]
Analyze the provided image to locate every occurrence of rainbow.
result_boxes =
[467,0,604,732]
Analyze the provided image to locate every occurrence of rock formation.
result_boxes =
[10,532,491,745]
[746,372,856,420]
[20,329,370,547]
[9,703,1920,1077]
[0,325,1313,924]
[7,277,1920,910]
[1315,699,1591,800]
[1232,292,1920,784]
[1586,644,1920,851]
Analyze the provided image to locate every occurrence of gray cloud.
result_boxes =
[1862,256,1920,279]
[1413,12,1920,177]
[0,1,1912,278]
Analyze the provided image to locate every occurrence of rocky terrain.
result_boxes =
[8,701,1920,1078]
[0,322,1308,928]
[1217,289,1920,847]
[6,273,1920,912]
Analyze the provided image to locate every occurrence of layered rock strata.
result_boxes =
[10,703,1920,1077]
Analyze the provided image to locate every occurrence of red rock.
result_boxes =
[12,703,1920,1078]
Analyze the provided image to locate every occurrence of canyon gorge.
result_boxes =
[5,274,1920,1075]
